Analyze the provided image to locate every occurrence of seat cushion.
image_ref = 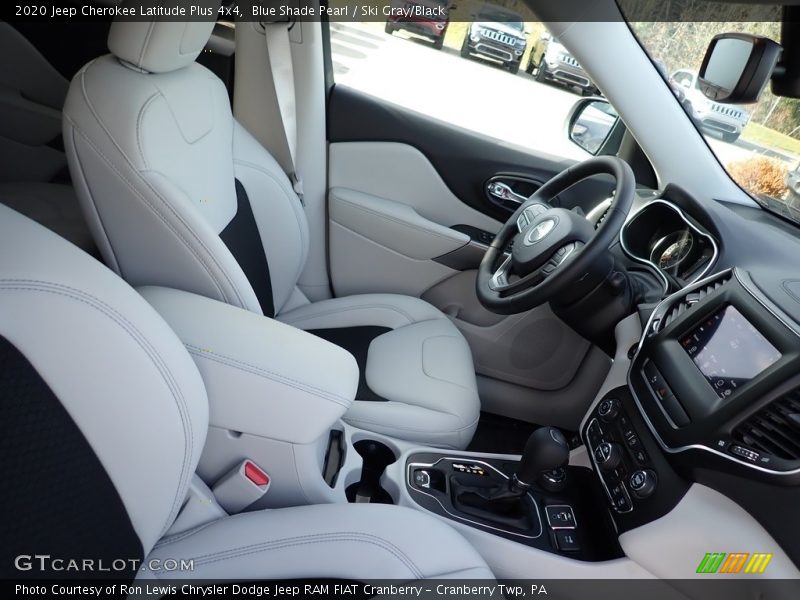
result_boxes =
[146,503,493,580]
[279,294,480,449]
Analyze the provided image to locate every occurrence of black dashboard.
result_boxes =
[584,188,800,567]
[620,197,718,291]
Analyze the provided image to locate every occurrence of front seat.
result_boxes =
[0,203,493,580]
[62,16,480,449]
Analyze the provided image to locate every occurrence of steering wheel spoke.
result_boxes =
[477,156,634,315]
[516,201,551,233]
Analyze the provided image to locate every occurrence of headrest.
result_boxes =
[108,2,219,73]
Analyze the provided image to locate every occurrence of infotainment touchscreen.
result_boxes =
[680,305,781,400]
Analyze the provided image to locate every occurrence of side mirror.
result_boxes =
[567,98,619,155]
[698,33,782,103]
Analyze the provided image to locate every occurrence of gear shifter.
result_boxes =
[511,426,570,493]
[450,427,570,531]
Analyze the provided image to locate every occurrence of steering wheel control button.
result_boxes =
[554,530,580,552]
[598,398,621,422]
[596,442,622,470]
[730,445,760,463]
[545,505,577,529]
[629,469,658,499]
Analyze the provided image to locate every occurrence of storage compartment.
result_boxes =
[346,440,397,504]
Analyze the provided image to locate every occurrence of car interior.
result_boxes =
[2,0,800,594]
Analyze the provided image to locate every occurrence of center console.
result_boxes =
[629,269,800,480]
[402,427,623,561]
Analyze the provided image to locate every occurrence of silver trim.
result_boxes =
[544,504,578,530]
[488,254,513,291]
[586,419,633,513]
[406,457,544,539]
[628,268,800,476]
[475,43,513,62]
[620,199,719,293]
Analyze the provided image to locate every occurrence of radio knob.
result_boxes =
[629,469,658,499]
[598,398,621,422]
[595,442,622,471]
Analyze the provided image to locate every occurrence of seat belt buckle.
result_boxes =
[211,459,271,514]
[290,172,305,205]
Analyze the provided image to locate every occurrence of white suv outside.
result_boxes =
[670,69,751,142]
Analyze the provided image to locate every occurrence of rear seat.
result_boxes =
[0,182,97,256]
[0,24,98,258]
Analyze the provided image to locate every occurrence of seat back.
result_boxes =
[63,13,309,318]
[0,203,208,577]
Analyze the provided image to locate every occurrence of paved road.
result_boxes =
[331,22,798,171]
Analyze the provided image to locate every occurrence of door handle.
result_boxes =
[486,181,529,207]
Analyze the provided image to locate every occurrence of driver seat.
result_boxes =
[62,18,480,448]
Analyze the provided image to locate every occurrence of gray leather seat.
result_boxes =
[0,202,493,580]
[62,16,480,448]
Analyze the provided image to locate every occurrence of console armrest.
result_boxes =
[139,286,358,444]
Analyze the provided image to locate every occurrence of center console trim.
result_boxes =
[629,267,800,477]
[585,418,634,514]
[406,457,544,539]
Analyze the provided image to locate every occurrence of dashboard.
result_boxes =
[620,198,718,291]
[582,186,800,568]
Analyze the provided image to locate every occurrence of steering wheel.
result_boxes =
[477,156,635,314]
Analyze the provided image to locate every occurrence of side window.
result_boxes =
[328,5,619,161]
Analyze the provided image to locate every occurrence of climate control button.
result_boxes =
[595,442,623,471]
[598,398,621,422]
[629,469,658,499]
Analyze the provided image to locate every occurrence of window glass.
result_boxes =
[623,4,800,224]
[329,1,618,161]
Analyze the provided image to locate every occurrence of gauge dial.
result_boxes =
[650,230,694,271]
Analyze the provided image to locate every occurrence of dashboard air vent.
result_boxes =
[661,273,731,329]
[733,388,800,461]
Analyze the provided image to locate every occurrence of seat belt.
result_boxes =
[262,20,303,202]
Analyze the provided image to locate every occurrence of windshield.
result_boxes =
[477,8,524,30]
[623,5,800,225]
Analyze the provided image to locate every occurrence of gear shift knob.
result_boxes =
[515,427,569,488]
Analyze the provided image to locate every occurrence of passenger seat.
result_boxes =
[0,202,493,581]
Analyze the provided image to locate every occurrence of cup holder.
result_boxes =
[346,440,397,504]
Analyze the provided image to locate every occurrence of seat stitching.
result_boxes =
[0,280,194,532]
[136,93,161,170]
[154,520,218,548]
[64,125,122,273]
[281,303,433,328]
[185,345,352,408]
[137,21,157,68]
[184,532,422,577]
[232,157,309,292]
[344,412,479,434]
[420,335,478,395]
[66,111,230,303]
[73,67,251,310]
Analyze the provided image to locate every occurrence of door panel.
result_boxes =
[329,186,469,297]
[328,86,615,220]
[329,141,502,233]
[326,85,611,428]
